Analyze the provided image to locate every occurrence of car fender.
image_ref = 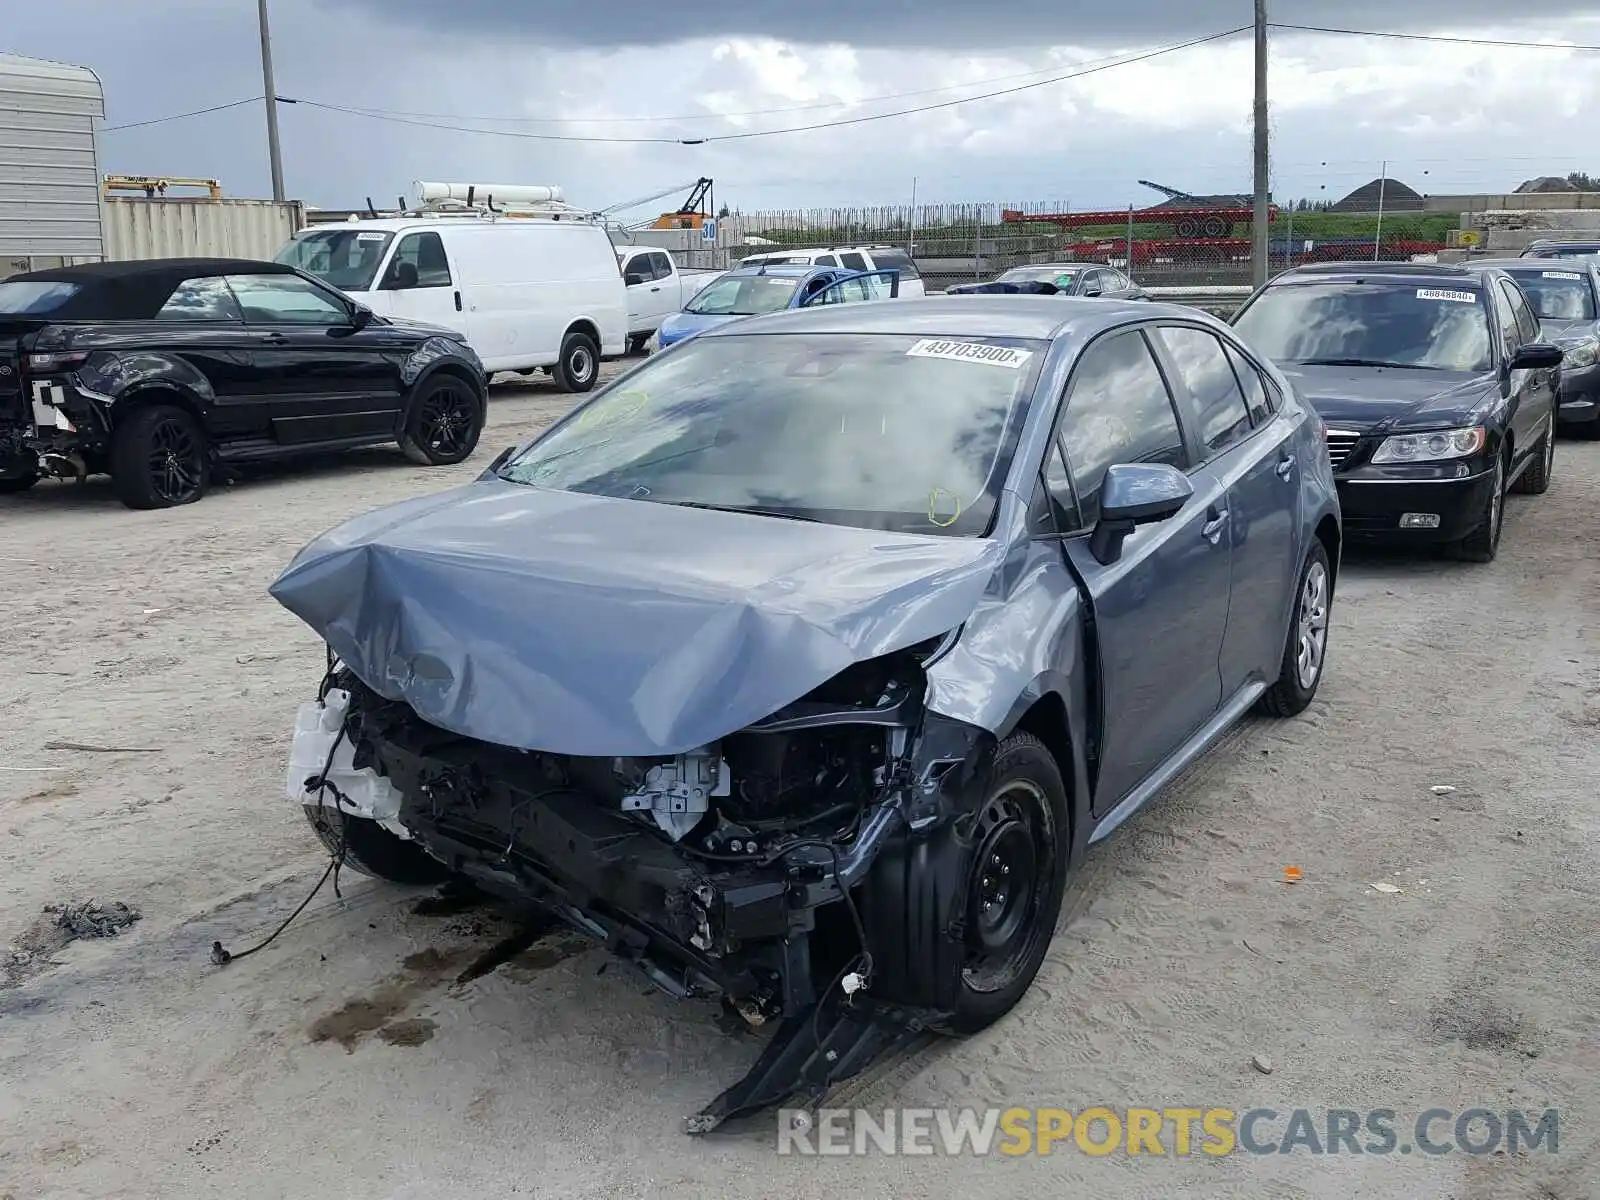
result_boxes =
[78,350,215,414]
[400,337,485,393]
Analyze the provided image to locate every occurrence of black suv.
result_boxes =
[0,258,488,509]
[1231,262,1563,563]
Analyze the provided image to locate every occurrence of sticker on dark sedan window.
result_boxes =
[906,339,1032,368]
[1542,271,1582,280]
[1416,288,1477,303]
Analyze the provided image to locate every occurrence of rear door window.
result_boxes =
[839,251,869,271]
[157,276,244,321]
[1490,282,1522,357]
[1057,330,1190,527]
[815,254,840,268]
[1156,325,1254,457]
[870,249,921,280]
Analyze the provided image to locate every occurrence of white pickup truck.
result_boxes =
[615,246,718,353]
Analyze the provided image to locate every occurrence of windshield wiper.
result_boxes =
[1295,357,1442,369]
[664,500,823,523]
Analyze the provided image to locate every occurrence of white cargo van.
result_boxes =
[277,209,626,392]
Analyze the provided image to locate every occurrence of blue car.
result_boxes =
[272,296,1339,1129]
[656,263,899,348]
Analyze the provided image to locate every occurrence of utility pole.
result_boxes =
[258,0,285,200]
[1251,0,1270,287]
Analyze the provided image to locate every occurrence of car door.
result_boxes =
[799,270,901,306]
[645,252,679,327]
[225,272,407,447]
[149,275,266,443]
[1151,323,1302,698]
[1076,269,1108,298]
[1049,326,1231,812]
[373,231,463,333]
[1499,277,1559,449]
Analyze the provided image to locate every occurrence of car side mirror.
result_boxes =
[349,305,374,330]
[1509,342,1563,371]
[624,270,647,286]
[1089,463,1194,565]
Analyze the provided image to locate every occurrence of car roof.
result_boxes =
[1003,262,1086,270]
[3,257,299,321]
[695,294,1186,341]
[1269,261,1495,288]
[721,263,830,279]
[10,257,293,284]
[1474,257,1596,272]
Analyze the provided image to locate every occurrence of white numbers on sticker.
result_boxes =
[906,339,1032,368]
[1416,289,1477,304]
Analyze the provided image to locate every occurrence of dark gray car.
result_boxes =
[268,297,1340,1129]
[990,262,1147,299]
[1477,257,1600,437]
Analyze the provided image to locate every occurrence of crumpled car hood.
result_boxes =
[269,478,1006,757]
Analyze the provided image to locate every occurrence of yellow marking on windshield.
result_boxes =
[927,487,964,528]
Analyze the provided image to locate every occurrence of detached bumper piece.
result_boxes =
[687,997,947,1135]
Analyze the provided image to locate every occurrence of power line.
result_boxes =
[101,96,262,133]
[287,26,1250,147]
[1270,23,1600,52]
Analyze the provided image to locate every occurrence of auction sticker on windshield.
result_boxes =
[1542,271,1583,280]
[907,339,1033,368]
[1416,289,1477,304]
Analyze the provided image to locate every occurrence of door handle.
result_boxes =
[650,286,662,292]
[454,290,463,312]
[1276,454,1295,480]
[1201,510,1229,545]
[261,331,289,344]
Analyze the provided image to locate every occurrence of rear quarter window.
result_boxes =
[871,249,921,279]
[0,280,83,316]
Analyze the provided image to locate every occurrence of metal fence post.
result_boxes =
[1284,206,1294,272]
[1126,205,1135,281]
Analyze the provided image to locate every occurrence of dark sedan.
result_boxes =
[1519,240,1600,260]
[0,258,487,509]
[1232,262,1562,562]
[949,263,1146,300]
[1473,257,1600,437]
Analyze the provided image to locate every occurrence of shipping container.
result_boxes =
[0,52,106,271]
[103,196,307,262]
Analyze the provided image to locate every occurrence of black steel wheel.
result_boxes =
[401,374,485,466]
[962,778,1058,997]
[111,403,210,510]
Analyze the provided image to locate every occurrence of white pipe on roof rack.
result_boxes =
[416,181,563,205]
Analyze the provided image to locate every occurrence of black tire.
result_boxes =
[110,403,210,510]
[553,329,600,393]
[302,805,447,886]
[1563,418,1600,440]
[1448,449,1506,563]
[400,373,484,466]
[861,731,1069,1034]
[1256,541,1332,718]
[626,333,650,356]
[0,466,40,494]
[1512,417,1555,495]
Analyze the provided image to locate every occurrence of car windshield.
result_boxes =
[1000,266,1080,286]
[684,274,805,315]
[499,332,1046,537]
[1233,281,1493,372]
[274,228,394,291]
[1504,269,1596,320]
[0,281,83,315]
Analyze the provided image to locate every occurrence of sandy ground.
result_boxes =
[1,373,1597,1200]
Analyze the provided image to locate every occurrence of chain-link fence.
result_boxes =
[713,202,1460,291]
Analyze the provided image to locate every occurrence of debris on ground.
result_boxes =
[1281,866,1304,884]
[3,900,142,988]
[1369,882,1404,895]
[1251,1054,1275,1075]
[43,740,162,754]
[1430,785,1457,795]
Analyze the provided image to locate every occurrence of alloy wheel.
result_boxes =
[147,418,203,504]
[415,384,475,457]
[1295,560,1330,690]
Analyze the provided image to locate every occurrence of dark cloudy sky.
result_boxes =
[7,1,1599,214]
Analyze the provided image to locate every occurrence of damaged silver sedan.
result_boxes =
[270,297,1341,1129]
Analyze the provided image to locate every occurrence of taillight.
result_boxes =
[26,351,89,372]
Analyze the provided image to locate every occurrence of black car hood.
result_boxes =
[1278,364,1495,432]
[1540,317,1598,347]
[268,479,1005,757]
[376,314,466,341]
